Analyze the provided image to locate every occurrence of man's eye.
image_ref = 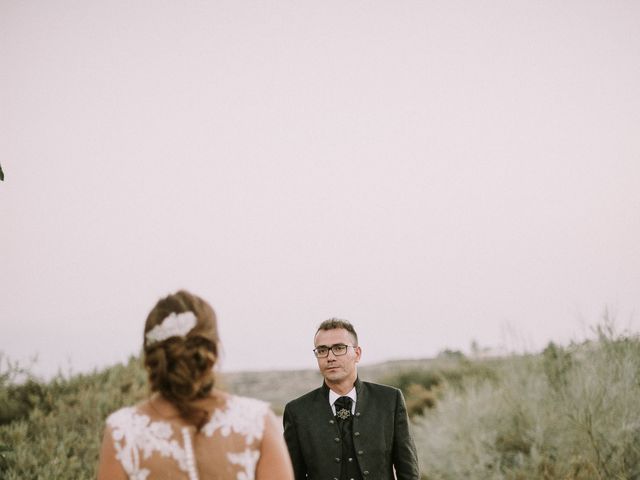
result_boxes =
[316,348,328,354]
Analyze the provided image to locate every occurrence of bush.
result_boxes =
[0,356,148,479]
[414,325,640,479]
[381,358,498,417]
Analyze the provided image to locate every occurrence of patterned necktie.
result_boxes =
[334,396,353,421]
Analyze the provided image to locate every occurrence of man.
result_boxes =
[283,319,420,480]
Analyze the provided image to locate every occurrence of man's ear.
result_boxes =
[355,346,362,363]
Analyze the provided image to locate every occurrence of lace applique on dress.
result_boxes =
[202,396,269,478]
[107,407,190,480]
[107,396,269,480]
[202,396,268,443]
[227,449,261,480]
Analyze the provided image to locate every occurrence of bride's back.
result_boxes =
[105,391,270,480]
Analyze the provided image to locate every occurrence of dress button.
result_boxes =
[335,437,341,442]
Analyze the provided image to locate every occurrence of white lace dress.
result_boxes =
[104,394,270,480]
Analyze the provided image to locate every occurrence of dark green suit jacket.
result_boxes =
[283,378,420,480]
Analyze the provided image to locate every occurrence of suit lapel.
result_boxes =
[316,382,340,434]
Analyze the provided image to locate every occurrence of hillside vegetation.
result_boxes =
[1,322,638,479]
[412,324,640,479]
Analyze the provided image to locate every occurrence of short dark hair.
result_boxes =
[315,318,358,345]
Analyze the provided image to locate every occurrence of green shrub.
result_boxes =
[383,369,445,393]
[405,384,438,417]
[0,356,148,479]
[414,325,640,479]
[381,358,498,417]
[542,341,573,392]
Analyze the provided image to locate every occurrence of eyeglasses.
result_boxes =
[313,344,356,358]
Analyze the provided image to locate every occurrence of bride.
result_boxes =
[97,290,294,480]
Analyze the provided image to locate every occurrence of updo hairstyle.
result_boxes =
[143,290,219,429]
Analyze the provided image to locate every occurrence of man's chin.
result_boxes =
[323,369,343,380]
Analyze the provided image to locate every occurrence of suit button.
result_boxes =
[355,412,361,416]
[348,457,353,462]
[358,450,364,455]
[364,471,370,476]
[329,419,335,424]
[335,457,341,463]
[335,437,340,442]
[354,431,360,436]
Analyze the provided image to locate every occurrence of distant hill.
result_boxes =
[221,357,440,412]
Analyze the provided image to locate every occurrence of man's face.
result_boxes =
[314,328,361,385]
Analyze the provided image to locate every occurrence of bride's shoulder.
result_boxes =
[200,391,271,440]
[223,393,270,414]
[206,389,269,412]
[105,402,153,430]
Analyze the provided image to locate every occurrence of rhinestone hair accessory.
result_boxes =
[145,311,197,346]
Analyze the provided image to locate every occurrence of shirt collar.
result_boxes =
[329,387,357,414]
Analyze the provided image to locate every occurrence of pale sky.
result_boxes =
[2,0,639,379]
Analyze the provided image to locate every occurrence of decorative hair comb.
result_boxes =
[145,311,197,345]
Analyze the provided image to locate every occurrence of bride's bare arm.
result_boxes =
[96,426,128,480]
[255,410,294,480]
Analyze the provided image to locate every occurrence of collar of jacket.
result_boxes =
[321,376,363,399]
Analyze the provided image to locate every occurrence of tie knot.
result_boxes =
[334,396,352,420]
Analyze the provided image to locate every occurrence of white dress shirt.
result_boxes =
[329,387,357,415]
